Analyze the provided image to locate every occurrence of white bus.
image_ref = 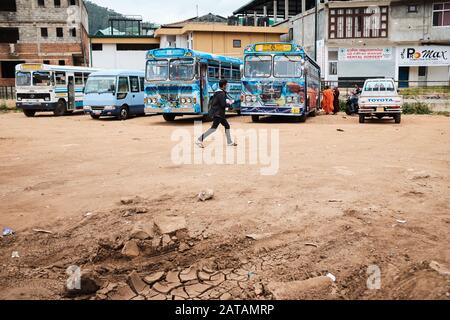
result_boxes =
[15,63,99,117]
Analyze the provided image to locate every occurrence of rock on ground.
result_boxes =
[154,216,187,235]
[266,276,333,300]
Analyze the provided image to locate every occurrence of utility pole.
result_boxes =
[196,5,199,18]
[314,0,319,61]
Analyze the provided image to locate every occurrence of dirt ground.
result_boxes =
[0,111,449,300]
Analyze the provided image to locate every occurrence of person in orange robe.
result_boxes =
[321,86,334,115]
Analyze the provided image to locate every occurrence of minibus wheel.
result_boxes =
[163,114,176,122]
[118,106,129,121]
[54,99,67,117]
[90,114,100,120]
[23,110,36,117]
[251,115,260,123]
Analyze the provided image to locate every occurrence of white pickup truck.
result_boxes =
[358,79,403,124]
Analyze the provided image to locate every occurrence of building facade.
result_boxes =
[89,16,160,70]
[282,0,450,86]
[155,14,289,58]
[0,0,90,86]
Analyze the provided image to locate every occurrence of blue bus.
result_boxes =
[241,43,321,122]
[144,48,242,121]
[83,70,145,120]
[15,63,99,117]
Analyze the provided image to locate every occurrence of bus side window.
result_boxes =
[130,76,140,93]
[232,64,241,80]
[139,77,144,92]
[83,73,90,84]
[208,61,219,79]
[75,72,83,85]
[55,71,66,85]
[221,63,231,80]
[118,76,129,93]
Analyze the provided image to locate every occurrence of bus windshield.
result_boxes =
[274,55,303,78]
[146,60,168,81]
[32,71,53,86]
[16,72,31,86]
[169,58,195,81]
[244,55,272,78]
[85,77,116,94]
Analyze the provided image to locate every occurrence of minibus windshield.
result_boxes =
[32,71,53,86]
[16,72,31,86]
[85,77,116,94]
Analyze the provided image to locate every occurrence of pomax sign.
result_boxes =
[399,46,450,66]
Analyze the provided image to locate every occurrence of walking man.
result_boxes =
[333,86,340,115]
[196,79,237,148]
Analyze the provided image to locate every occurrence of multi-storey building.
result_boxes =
[234,0,450,86]
[0,0,90,86]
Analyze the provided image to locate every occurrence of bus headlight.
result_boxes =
[187,98,192,104]
[181,98,186,104]
[286,96,293,103]
[251,96,257,102]
[152,98,158,104]
[245,95,252,103]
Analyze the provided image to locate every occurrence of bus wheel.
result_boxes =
[23,110,36,117]
[251,115,260,123]
[309,109,317,117]
[163,114,176,122]
[118,106,129,121]
[90,114,100,120]
[359,115,365,124]
[54,100,67,117]
[394,114,401,124]
[297,114,307,123]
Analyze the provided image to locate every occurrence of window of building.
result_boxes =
[58,60,65,65]
[139,77,144,91]
[69,0,77,5]
[37,0,45,7]
[432,3,450,26]
[1,61,24,78]
[129,76,140,93]
[418,66,428,77]
[233,40,241,48]
[116,44,159,51]
[92,43,103,51]
[74,72,83,85]
[43,60,50,64]
[41,28,48,38]
[329,6,389,39]
[0,28,19,43]
[329,62,338,75]
[56,27,63,37]
[55,71,66,84]
[0,0,17,11]
[70,28,76,37]
[408,5,418,13]
[54,0,60,7]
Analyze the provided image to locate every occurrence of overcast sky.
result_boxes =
[89,0,248,24]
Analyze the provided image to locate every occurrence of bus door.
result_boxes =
[67,75,75,110]
[199,63,208,112]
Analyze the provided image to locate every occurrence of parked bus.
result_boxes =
[144,48,242,121]
[241,42,321,122]
[15,63,99,117]
[83,70,145,120]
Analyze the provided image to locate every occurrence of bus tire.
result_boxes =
[251,115,260,123]
[90,114,100,120]
[163,114,176,122]
[23,110,36,117]
[394,114,401,124]
[297,114,307,123]
[54,99,67,117]
[359,115,365,124]
[118,106,129,121]
[309,109,317,117]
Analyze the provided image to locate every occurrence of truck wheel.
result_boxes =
[90,114,100,120]
[359,115,365,124]
[251,115,260,123]
[394,114,401,124]
[23,110,36,117]
[54,100,67,116]
[118,106,129,121]
[163,114,176,122]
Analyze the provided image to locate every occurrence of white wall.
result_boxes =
[427,66,450,86]
[91,44,147,70]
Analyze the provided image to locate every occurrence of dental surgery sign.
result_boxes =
[399,46,450,66]
[339,48,393,61]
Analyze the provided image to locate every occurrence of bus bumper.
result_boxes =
[16,102,58,111]
[241,105,305,116]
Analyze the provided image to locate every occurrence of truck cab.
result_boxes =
[358,79,403,124]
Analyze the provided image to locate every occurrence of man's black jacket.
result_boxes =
[208,90,231,119]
